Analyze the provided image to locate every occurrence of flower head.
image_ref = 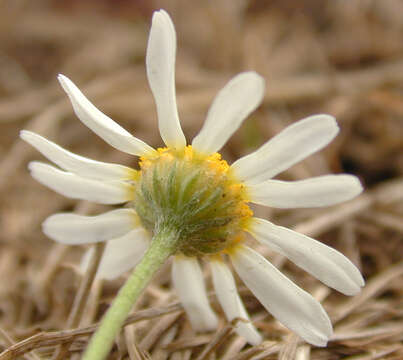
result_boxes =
[21,9,364,347]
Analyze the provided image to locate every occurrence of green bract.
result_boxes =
[133,146,252,256]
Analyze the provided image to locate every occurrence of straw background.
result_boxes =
[0,1,402,359]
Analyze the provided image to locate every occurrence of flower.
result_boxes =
[21,9,364,347]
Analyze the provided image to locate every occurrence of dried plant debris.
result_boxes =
[0,1,402,359]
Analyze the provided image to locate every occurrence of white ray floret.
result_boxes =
[231,114,339,185]
[210,259,262,345]
[172,256,218,331]
[146,10,186,149]
[192,72,265,154]
[20,130,135,180]
[21,8,367,349]
[28,162,133,204]
[230,245,333,347]
[81,229,150,280]
[43,209,138,245]
[249,218,365,296]
[58,74,154,156]
[249,175,363,208]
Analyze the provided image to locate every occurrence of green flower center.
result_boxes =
[132,146,252,256]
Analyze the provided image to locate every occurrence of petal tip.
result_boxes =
[318,113,336,122]
[151,10,161,22]
[27,161,40,172]
[250,71,266,85]
[338,174,364,202]
[240,326,263,346]
[154,8,169,16]
[41,215,58,242]
[344,287,361,296]
[250,333,263,346]
[57,74,74,94]
[322,113,339,132]
[239,71,266,94]
[57,73,68,85]
[344,275,365,296]
[41,216,51,230]
[152,9,173,28]
[310,113,339,132]
[308,319,333,347]
[312,335,330,348]
[351,176,364,195]
[19,129,30,141]
[20,130,41,147]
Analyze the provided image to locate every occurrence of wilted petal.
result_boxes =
[230,245,333,347]
[21,130,135,180]
[58,74,154,156]
[28,161,133,204]
[172,256,218,331]
[210,258,262,345]
[81,228,150,280]
[248,218,364,296]
[231,114,339,184]
[146,10,186,149]
[192,72,265,154]
[249,175,363,208]
[43,209,138,245]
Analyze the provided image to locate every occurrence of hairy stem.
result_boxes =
[82,226,180,360]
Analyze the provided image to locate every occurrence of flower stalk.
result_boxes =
[82,226,181,360]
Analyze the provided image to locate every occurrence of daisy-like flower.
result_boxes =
[21,9,364,352]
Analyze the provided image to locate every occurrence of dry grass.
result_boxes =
[0,0,402,359]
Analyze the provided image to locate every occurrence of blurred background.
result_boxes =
[0,0,402,359]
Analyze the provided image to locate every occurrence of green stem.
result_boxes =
[82,226,180,360]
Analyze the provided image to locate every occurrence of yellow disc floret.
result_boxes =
[133,146,252,256]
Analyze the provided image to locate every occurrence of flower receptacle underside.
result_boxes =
[133,146,252,256]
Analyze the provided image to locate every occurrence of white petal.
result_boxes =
[210,259,262,345]
[172,256,218,331]
[192,72,265,154]
[230,245,333,347]
[20,130,136,180]
[58,74,154,156]
[81,228,150,280]
[43,209,138,245]
[249,175,363,208]
[231,114,339,184]
[249,218,364,296]
[28,161,133,204]
[146,10,186,149]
